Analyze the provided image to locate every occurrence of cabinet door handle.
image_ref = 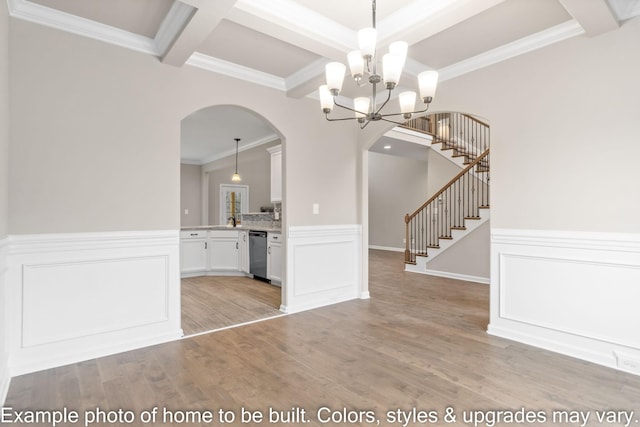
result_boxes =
[268,246,271,255]
[205,242,207,250]
[190,233,198,236]
[236,242,239,250]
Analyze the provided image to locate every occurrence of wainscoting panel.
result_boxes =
[22,256,169,348]
[284,225,362,313]
[0,237,9,405]
[489,229,640,374]
[6,230,182,376]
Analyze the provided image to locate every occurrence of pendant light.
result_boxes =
[231,138,241,182]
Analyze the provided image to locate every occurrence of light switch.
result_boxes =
[312,203,320,215]
[184,209,189,215]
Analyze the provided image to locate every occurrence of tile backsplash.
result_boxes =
[240,213,281,229]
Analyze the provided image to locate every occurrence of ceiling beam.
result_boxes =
[377,0,509,47]
[225,0,350,61]
[161,0,239,66]
[559,0,619,36]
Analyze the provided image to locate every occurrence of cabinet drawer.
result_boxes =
[181,230,207,239]
[209,230,239,238]
[268,232,282,243]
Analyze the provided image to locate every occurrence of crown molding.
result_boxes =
[7,0,159,55]
[196,133,280,166]
[438,20,585,82]
[186,53,286,91]
[284,57,330,91]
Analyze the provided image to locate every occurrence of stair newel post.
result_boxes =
[404,213,411,263]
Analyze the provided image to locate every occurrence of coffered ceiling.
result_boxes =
[8,0,640,161]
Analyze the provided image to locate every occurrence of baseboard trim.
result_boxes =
[369,245,404,252]
[11,330,183,377]
[423,268,490,284]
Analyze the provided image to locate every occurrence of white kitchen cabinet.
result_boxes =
[267,232,282,284]
[208,230,239,272]
[238,230,250,274]
[180,230,208,274]
[267,145,282,203]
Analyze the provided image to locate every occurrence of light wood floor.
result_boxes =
[181,275,282,336]
[6,250,640,426]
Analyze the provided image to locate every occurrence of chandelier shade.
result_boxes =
[319,0,438,129]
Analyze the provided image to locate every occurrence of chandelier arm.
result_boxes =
[373,89,393,116]
[333,97,370,117]
[324,113,357,122]
[378,102,431,119]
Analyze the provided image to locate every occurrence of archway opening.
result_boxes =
[179,104,286,336]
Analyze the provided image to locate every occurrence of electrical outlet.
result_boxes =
[313,203,320,215]
[184,209,189,215]
[614,350,640,374]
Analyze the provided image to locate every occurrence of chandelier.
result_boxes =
[318,0,438,129]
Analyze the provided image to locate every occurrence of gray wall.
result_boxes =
[8,19,358,235]
[426,149,464,196]
[180,164,202,227]
[429,18,640,233]
[0,0,8,238]
[368,151,429,249]
[426,221,490,279]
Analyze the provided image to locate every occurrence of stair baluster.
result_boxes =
[403,112,490,265]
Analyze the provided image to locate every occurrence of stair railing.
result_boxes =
[401,112,490,165]
[404,148,490,264]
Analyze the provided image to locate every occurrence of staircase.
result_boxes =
[401,113,490,273]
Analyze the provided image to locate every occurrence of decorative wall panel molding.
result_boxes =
[284,225,362,313]
[489,228,640,375]
[5,230,182,376]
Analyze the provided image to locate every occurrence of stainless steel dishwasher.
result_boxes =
[249,230,268,281]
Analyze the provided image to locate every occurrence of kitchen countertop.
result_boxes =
[181,225,281,233]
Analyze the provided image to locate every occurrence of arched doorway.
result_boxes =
[179,105,286,336]
[360,112,491,296]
